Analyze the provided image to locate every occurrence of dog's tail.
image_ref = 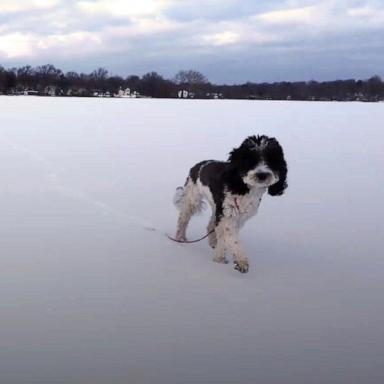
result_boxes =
[173,186,185,211]
[173,182,205,214]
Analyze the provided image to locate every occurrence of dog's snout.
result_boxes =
[256,172,271,181]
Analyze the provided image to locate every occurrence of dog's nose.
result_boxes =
[256,172,271,181]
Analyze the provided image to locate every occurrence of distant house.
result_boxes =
[206,92,223,99]
[178,90,189,98]
[93,90,111,97]
[66,88,88,96]
[44,86,57,96]
[24,90,39,96]
[114,87,140,98]
[115,87,131,98]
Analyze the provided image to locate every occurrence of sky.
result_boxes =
[0,0,383,83]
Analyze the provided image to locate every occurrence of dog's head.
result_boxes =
[228,135,288,195]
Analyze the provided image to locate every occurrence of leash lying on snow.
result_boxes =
[168,198,242,244]
[166,229,215,244]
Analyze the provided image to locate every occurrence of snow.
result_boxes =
[1,96,383,384]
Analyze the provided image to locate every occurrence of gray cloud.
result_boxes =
[0,0,383,82]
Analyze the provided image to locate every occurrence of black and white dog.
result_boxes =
[173,135,287,273]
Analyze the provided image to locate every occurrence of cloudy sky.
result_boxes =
[0,0,383,83]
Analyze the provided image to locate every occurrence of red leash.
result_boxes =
[166,229,215,244]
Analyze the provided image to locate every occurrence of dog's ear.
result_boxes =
[228,146,248,167]
[267,138,288,196]
[228,136,257,167]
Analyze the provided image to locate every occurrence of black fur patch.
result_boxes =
[188,160,213,184]
[199,161,228,224]
[263,138,288,196]
[198,161,250,224]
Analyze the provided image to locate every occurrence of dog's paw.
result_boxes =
[213,255,228,264]
[234,259,249,273]
[174,234,187,242]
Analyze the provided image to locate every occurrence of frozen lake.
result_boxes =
[1,96,383,384]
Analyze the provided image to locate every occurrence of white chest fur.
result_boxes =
[223,187,266,227]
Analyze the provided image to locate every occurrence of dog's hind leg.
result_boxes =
[174,179,202,241]
[176,210,192,242]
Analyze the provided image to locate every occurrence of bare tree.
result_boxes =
[90,67,108,80]
[174,70,207,85]
[36,64,63,84]
[174,70,209,97]
[89,67,109,93]
[138,72,175,98]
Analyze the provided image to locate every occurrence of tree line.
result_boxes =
[1,64,383,101]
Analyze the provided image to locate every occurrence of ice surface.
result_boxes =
[1,96,383,384]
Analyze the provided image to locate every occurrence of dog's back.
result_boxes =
[173,160,228,210]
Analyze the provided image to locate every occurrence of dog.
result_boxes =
[173,135,287,273]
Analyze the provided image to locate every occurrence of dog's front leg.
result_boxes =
[212,217,228,264]
[216,217,249,273]
[207,212,217,249]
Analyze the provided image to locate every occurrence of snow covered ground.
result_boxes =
[1,96,383,384]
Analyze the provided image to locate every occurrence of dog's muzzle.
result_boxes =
[255,171,272,182]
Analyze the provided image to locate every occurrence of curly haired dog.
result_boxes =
[173,135,287,273]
